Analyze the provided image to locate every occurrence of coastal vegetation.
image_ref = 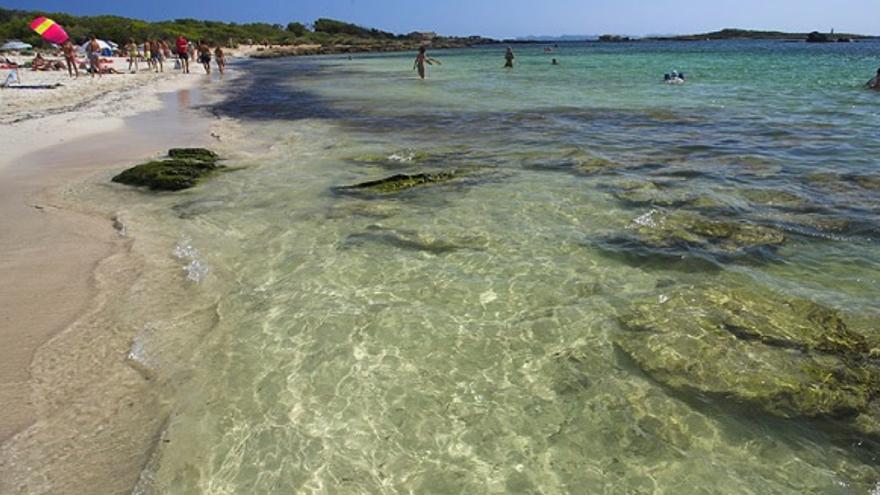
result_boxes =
[0,7,492,53]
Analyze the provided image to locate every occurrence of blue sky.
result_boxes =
[4,0,878,38]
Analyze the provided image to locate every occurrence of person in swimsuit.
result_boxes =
[125,38,138,73]
[504,47,515,68]
[214,45,226,75]
[413,46,440,80]
[62,40,78,77]
[197,41,212,74]
[86,36,102,78]
[867,68,880,90]
[176,36,190,74]
[150,39,164,73]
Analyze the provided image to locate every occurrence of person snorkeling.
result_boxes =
[413,46,440,80]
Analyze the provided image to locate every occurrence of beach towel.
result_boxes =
[2,83,63,90]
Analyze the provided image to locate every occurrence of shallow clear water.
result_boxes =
[92,41,880,493]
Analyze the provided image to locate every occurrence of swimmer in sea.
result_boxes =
[867,68,880,90]
[551,58,559,66]
[413,46,440,80]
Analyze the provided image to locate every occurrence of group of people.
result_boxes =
[122,36,226,76]
[19,35,227,79]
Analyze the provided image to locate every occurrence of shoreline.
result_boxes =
[0,66,219,494]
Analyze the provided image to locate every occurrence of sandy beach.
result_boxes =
[0,55,221,494]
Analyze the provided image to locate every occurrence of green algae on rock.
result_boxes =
[112,148,222,191]
[616,283,880,425]
[600,209,786,261]
[334,170,465,196]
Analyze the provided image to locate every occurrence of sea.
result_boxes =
[76,40,880,493]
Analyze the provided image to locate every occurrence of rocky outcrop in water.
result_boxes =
[334,170,466,196]
[597,209,785,264]
[616,282,880,436]
[112,148,222,191]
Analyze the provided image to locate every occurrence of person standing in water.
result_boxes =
[150,39,164,73]
[413,46,440,80]
[62,40,78,78]
[504,47,515,68]
[197,41,212,75]
[176,35,190,74]
[214,45,226,75]
[124,38,138,73]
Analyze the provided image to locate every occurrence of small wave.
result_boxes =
[173,239,209,284]
[631,209,661,228]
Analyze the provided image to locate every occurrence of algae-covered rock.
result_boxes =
[523,148,628,176]
[740,188,814,210]
[616,283,880,424]
[113,149,222,191]
[610,181,717,208]
[335,170,465,196]
[168,148,219,163]
[599,209,785,262]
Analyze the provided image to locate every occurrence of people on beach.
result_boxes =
[86,36,102,78]
[176,36,190,73]
[214,45,226,74]
[867,68,880,90]
[504,47,515,68]
[143,39,153,71]
[150,39,164,72]
[62,40,78,77]
[413,46,440,80]
[125,38,138,73]
[197,41,212,74]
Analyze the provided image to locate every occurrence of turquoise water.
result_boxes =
[94,42,880,493]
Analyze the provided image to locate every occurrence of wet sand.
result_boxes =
[0,84,213,494]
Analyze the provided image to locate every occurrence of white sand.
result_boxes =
[0,50,232,494]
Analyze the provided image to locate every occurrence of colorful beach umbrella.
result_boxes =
[29,17,69,45]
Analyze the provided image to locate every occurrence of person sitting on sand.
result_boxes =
[197,41,212,75]
[87,36,102,78]
[176,36,190,74]
[31,53,48,71]
[504,47,515,68]
[867,68,880,90]
[214,45,226,75]
[413,46,440,80]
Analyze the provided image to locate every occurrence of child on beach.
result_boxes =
[63,40,78,77]
[413,46,440,80]
[214,45,226,74]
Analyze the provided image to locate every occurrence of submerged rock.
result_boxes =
[167,148,219,163]
[599,209,785,261]
[740,188,814,211]
[334,170,465,196]
[523,148,628,176]
[342,225,486,254]
[616,283,880,427]
[113,148,222,191]
[610,181,719,208]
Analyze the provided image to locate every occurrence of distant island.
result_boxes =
[648,28,876,42]
[0,8,495,56]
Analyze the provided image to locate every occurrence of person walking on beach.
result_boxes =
[868,68,880,90]
[197,41,212,75]
[504,47,515,68]
[62,40,78,78]
[214,45,226,75]
[150,39,164,73]
[86,36,102,78]
[125,38,138,73]
[176,35,190,73]
[413,46,440,80]
[144,39,154,71]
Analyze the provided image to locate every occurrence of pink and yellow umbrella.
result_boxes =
[29,17,69,45]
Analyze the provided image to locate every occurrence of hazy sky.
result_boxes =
[5,0,878,38]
